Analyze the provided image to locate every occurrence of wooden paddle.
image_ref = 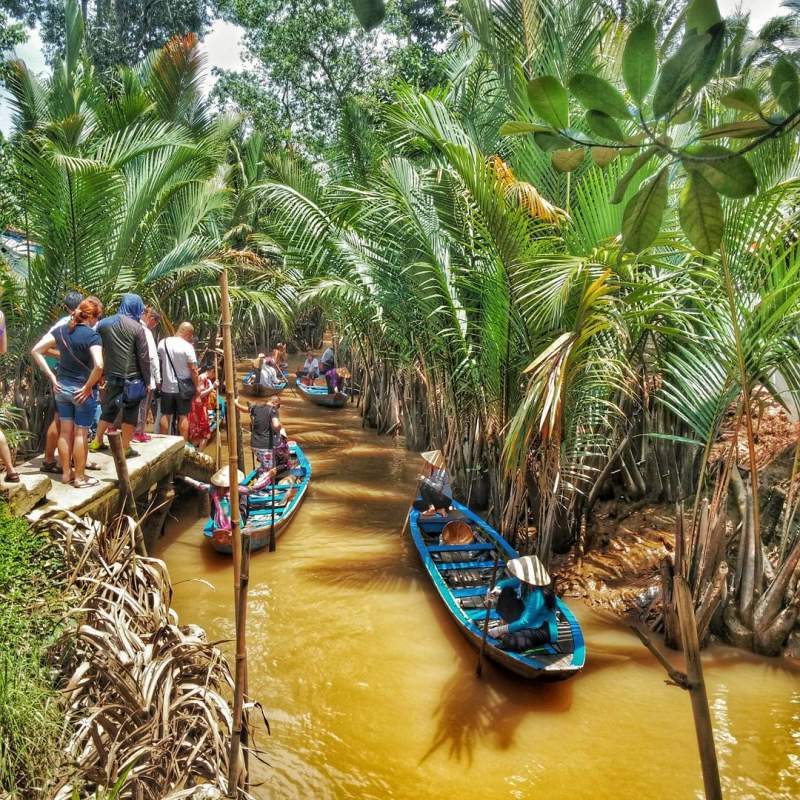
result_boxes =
[476,550,503,679]
[401,477,423,536]
[401,505,413,537]
[268,445,277,552]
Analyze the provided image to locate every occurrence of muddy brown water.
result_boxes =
[154,379,800,800]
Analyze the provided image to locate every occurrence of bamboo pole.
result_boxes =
[269,445,277,552]
[107,430,147,556]
[214,349,222,469]
[476,552,502,678]
[221,268,249,797]
[673,576,723,800]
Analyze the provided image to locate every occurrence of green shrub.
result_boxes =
[0,504,65,797]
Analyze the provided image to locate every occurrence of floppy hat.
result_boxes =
[442,520,474,546]
[210,466,245,488]
[421,450,446,469]
[506,555,550,586]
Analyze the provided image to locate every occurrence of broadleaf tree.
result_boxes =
[503,0,800,254]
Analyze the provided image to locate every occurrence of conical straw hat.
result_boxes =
[421,450,446,469]
[442,520,474,546]
[210,466,245,488]
[506,555,550,586]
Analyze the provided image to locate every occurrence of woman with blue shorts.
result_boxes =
[32,297,104,487]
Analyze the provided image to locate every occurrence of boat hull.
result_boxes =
[408,499,586,680]
[294,377,348,408]
[206,442,311,554]
[240,374,287,397]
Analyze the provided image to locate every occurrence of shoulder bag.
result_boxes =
[119,326,147,405]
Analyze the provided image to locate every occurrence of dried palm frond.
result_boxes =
[489,155,569,224]
[34,513,250,800]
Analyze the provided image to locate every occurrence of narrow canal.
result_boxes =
[154,371,800,800]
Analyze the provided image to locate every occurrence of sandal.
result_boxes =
[4,471,20,483]
[70,476,100,488]
[40,461,61,474]
[85,461,102,471]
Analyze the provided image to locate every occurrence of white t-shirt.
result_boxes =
[260,363,281,388]
[158,336,197,394]
[320,347,334,366]
[142,323,160,389]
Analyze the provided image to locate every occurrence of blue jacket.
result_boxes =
[496,577,558,643]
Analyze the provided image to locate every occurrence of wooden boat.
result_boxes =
[205,442,311,554]
[294,377,348,408]
[408,499,586,680]
[240,372,287,397]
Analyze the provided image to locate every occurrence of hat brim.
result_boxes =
[507,555,551,586]
[210,467,245,488]
[421,450,446,469]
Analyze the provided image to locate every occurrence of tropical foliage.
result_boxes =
[1,0,799,660]
[1,0,292,447]
[258,0,800,656]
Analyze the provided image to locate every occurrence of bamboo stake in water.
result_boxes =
[107,430,147,557]
[214,348,221,469]
[673,576,723,800]
[222,268,248,797]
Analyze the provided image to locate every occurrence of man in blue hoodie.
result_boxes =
[92,294,151,457]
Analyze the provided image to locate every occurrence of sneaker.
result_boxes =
[124,448,140,459]
[131,433,151,443]
[89,441,108,453]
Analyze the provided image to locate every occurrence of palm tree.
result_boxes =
[2,0,291,447]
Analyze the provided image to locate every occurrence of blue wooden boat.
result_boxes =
[294,377,348,408]
[409,499,586,680]
[205,442,311,554]
[240,372,287,397]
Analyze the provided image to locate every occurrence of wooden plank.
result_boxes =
[437,560,496,571]
[465,608,502,621]
[427,543,494,553]
[452,586,489,598]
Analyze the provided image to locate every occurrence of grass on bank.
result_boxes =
[0,503,66,797]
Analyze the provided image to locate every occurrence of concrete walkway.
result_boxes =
[1,434,186,522]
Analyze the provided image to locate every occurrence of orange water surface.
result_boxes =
[154,380,800,800]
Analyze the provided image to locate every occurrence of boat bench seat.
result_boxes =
[452,586,489,598]
[418,515,465,530]
[249,490,293,503]
[427,543,494,553]
[437,560,496,571]
[464,608,502,622]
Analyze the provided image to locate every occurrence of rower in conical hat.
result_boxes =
[485,553,561,653]
[413,449,453,517]
[210,465,245,488]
